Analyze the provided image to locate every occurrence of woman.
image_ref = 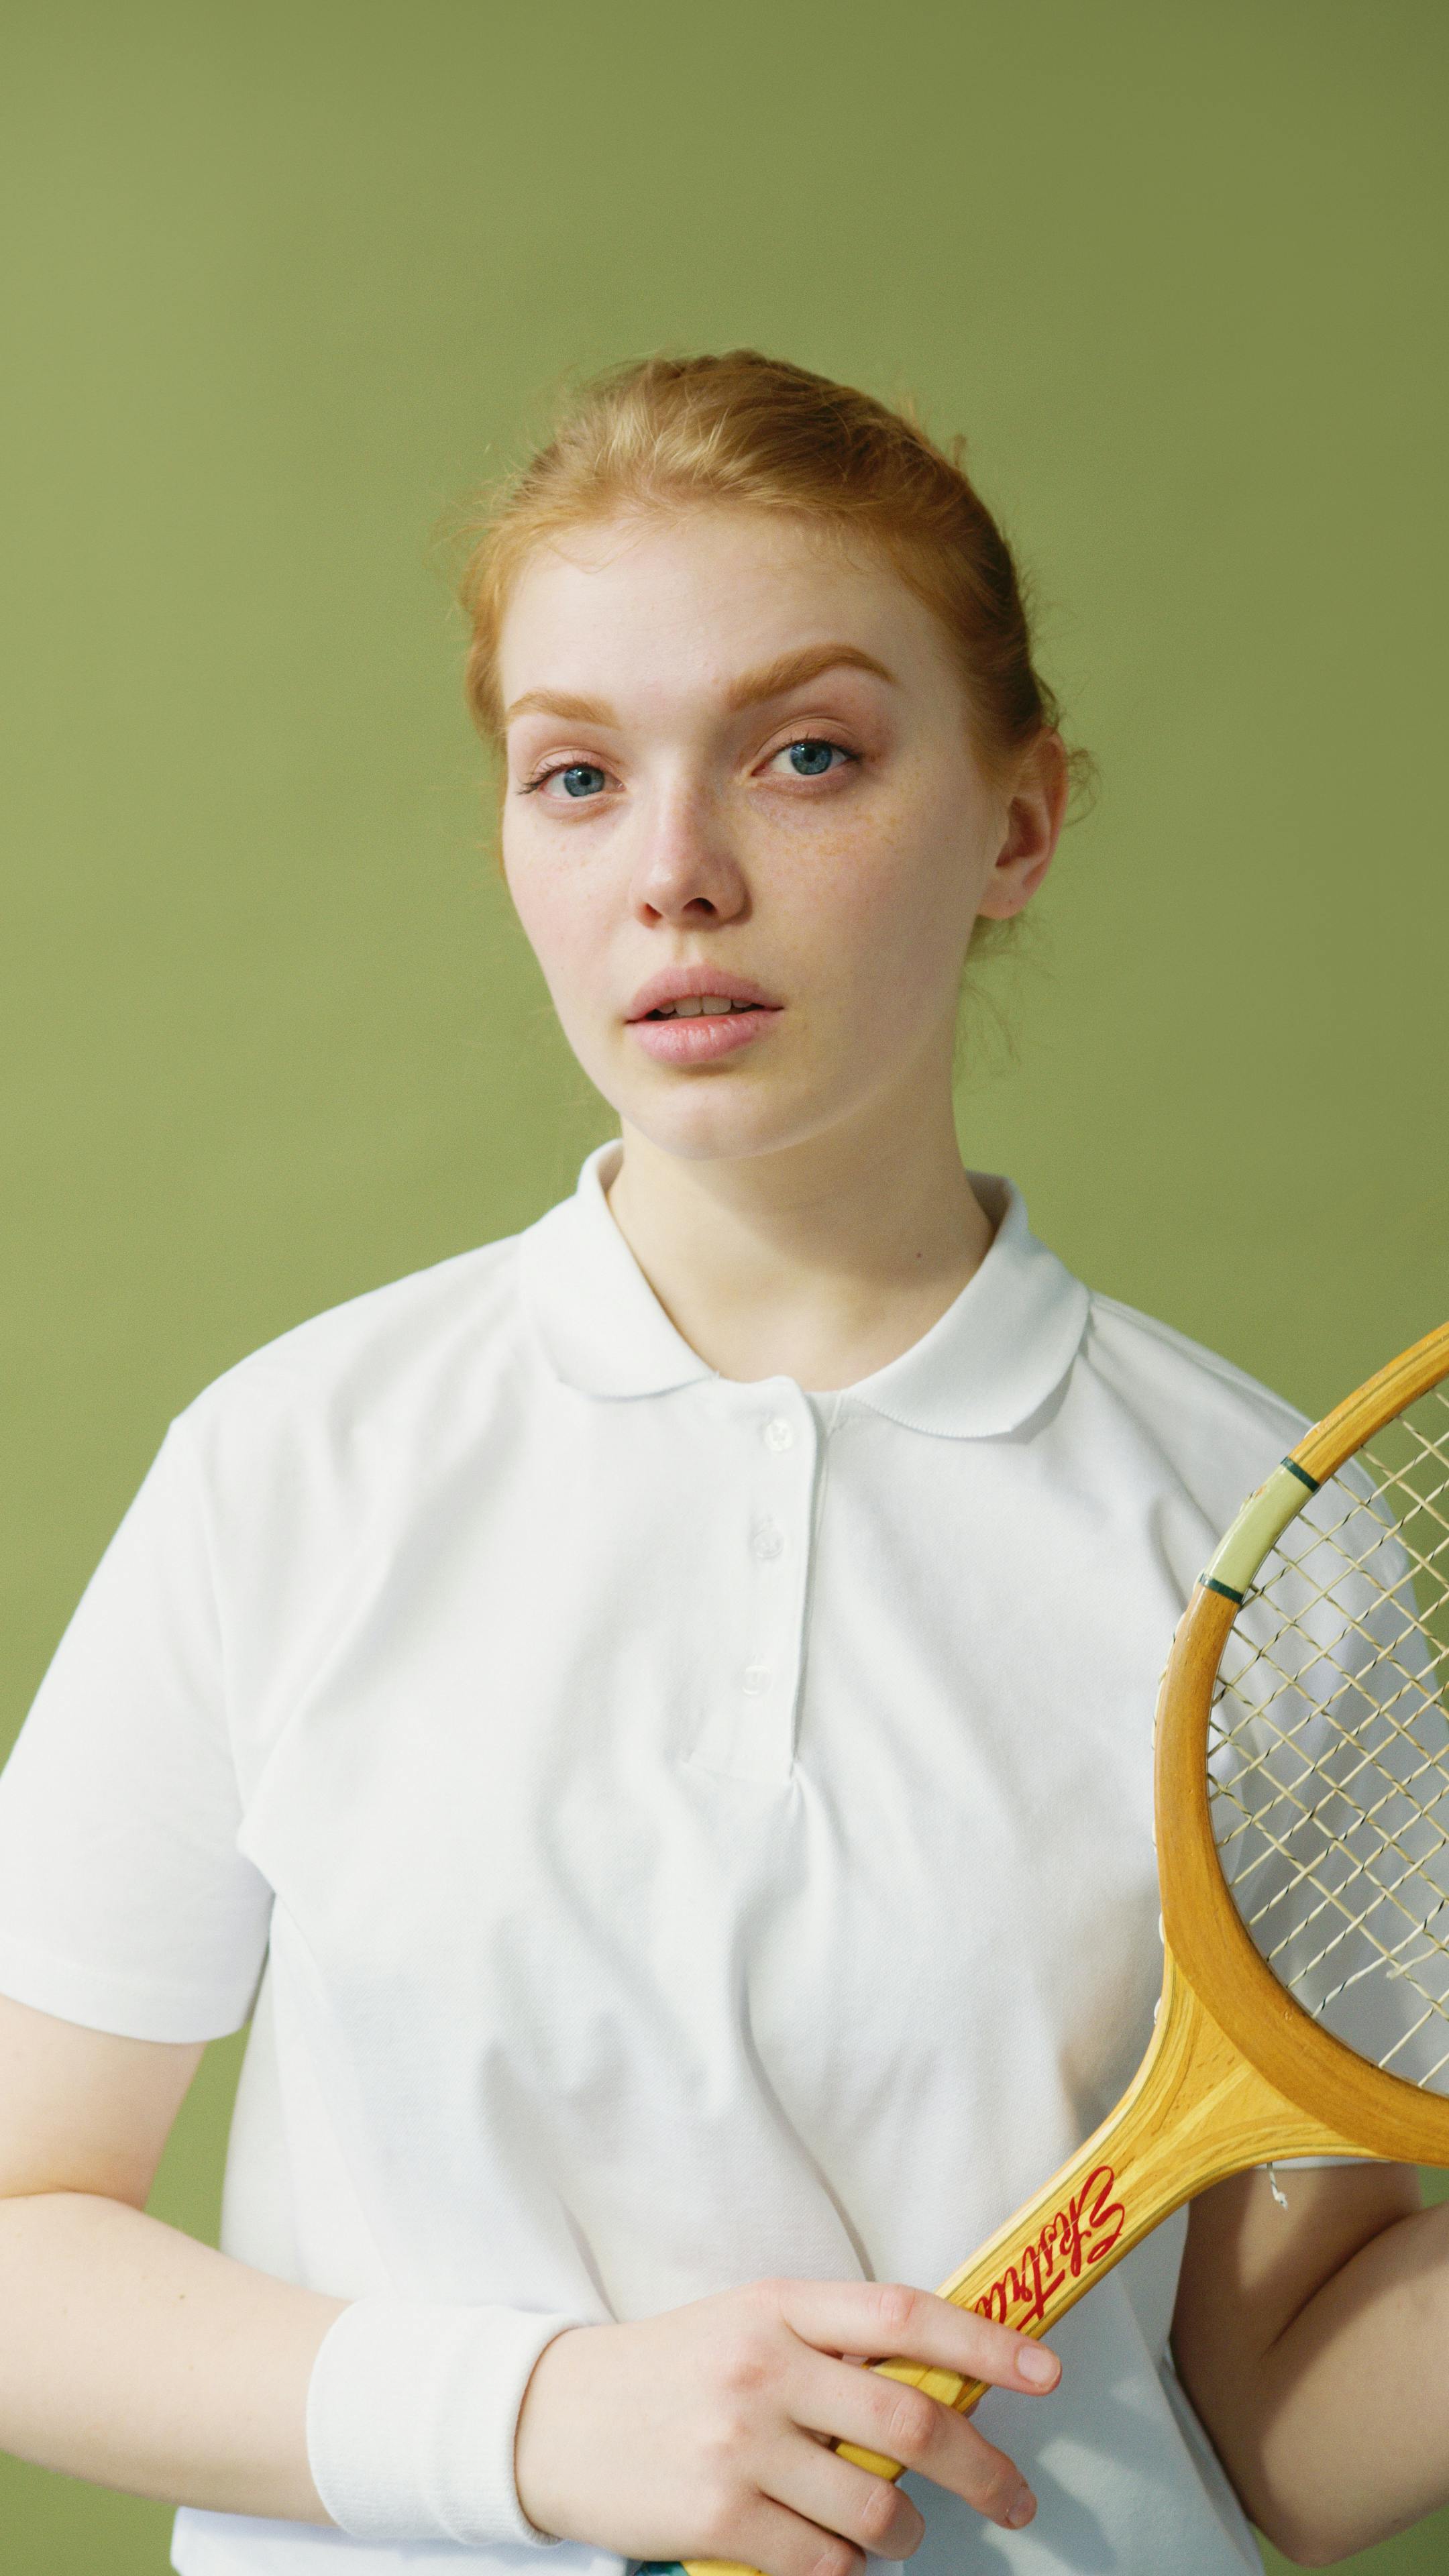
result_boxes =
[0,354,1444,2576]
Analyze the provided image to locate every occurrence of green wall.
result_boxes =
[1,3,1446,2566]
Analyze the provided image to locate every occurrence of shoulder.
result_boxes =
[174,1228,533,1474]
[1075,1289,1309,1529]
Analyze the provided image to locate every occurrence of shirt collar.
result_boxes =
[519,1142,1089,1440]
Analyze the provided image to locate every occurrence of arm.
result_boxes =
[2,1987,1065,2565]
[1172,2161,1449,2565]
[0,1990,346,2521]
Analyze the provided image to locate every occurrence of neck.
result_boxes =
[604,1067,995,1389]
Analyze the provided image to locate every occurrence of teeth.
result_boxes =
[656,996,743,1018]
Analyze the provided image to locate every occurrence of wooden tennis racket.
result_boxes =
[647,1319,1449,2576]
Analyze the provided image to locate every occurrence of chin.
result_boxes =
[584,1029,863,1166]
[617,1087,843,1167]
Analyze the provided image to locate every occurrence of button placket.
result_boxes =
[688,1389,818,1785]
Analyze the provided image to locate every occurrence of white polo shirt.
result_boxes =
[0,1147,1312,2576]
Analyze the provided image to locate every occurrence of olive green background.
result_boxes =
[1,1,1446,2567]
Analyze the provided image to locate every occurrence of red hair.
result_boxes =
[458,350,1088,801]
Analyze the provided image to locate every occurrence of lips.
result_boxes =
[624,965,782,1066]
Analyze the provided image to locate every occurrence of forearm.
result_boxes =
[0,2189,347,2522]
[1185,2194,1449,2565]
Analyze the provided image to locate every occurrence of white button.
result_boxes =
[742,1664,770,1697]
[751,1518,784,1562]
[763,1417,794,1452]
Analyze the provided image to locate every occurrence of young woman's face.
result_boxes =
[498,508,1064,1167]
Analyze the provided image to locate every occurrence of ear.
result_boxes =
[974,731,1070,920]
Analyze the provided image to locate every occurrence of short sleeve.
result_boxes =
[0,1415,273,2040]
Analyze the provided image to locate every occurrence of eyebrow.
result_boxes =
[724,643,898,710]
[502,645,898,731]
[503,687,615,726]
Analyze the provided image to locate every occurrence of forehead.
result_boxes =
[496,506,955,710]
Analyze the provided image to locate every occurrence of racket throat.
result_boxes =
[906,1949,1370,2417]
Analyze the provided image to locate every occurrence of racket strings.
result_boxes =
[1208,1386,1449,2091]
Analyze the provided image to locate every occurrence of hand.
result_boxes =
[513,2275,1061,2576]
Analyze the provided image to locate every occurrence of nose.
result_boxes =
[630,780,748,928]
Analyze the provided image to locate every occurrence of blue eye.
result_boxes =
[556,763,608,798]
[784,739,844,776]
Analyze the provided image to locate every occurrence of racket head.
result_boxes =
[1157,1321,1449,2164]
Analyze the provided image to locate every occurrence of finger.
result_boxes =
[718,2490,866,2576]
[765,2433,926,2563]
[788,2350,1038,2534]
[771,2277,1061,2400]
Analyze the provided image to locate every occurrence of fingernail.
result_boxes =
[1006,2487,1036,2529]
[1017,2345,1057,2386]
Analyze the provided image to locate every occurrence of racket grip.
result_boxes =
[636,2358,987,2576]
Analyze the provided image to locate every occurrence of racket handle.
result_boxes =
[640,1953,1365,2576]
[636,2358,987,2576]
